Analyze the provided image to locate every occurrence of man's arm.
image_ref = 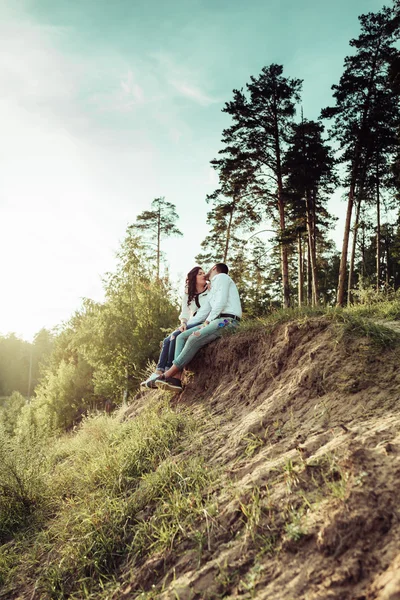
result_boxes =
[193,299,211,323]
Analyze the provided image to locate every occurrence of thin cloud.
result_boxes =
[120,70,144,103]
[90,69,146,113]
[170,80,217,106]
[150,51,219,106]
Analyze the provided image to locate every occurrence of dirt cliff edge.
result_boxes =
[123,316,400,600]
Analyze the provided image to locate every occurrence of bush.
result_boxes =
[0,399,214,599]
[0,391,26,436]
[0,430,50,543]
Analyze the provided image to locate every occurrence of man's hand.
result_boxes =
[179,322,187,332]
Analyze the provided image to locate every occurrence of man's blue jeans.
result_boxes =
[173,317,239,369]
[157,322,200,371]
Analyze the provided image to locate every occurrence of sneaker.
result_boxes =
[140,373,162,389]
[155,377,183,391]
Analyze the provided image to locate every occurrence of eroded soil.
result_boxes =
[122,317,400,600]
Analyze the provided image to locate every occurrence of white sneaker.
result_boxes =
[140,373,162,389]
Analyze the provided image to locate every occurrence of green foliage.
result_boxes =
[20,229,180,437]
[130,196,182,243]
[202,63,303,309]
[330,309,400,348]
[0,331,54,398]
[74,230,178,400]
[0,391,26,436]
[322,6,399,179]
[32,359,93,433]
[0,429,51,543]
[284,509,307,541]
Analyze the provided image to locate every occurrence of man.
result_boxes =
[156,263,242,391]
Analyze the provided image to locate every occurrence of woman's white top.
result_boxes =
[179,287,211,325]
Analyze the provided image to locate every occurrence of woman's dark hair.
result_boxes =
[186,266,204,307]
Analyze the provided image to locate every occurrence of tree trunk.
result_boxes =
[337,178,357,305]
[307,239,312,305]
[157,206,161,280]
[311,189,319,305]
[224,205,234,262]
[385,230,390,288]
[297,230,304,307]
[273,103,290,308]
[305,189,318,306]
[336,45,381,306]
[302,238,307,303]
[347,195,362,305]
[376,172,381,292]
[361,220,366,278]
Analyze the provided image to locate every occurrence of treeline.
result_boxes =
[0,329,53,398]
[1,200,183,434]
[197,4,400,310]
[0,230,180,435]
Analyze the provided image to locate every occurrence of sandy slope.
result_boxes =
[123,317,400,600]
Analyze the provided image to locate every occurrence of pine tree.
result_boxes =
[283,118,337,305]
[211,64,302,307]
[321,6,400,305]
[129,197,182,279]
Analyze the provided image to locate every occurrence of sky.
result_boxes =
[0,0,390,341]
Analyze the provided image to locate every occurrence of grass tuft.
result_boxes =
[232,301,400,349]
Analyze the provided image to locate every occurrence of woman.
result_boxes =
[141,266,210,388]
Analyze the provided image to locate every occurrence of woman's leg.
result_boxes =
[166,323,200,369]
[157,335,172,372]
[157,329,181,372]
[166,331,179,370]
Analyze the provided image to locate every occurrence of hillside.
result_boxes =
[121,314,400,600]
[1,310,400,599]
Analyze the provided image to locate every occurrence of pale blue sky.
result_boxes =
[0,0,389,340]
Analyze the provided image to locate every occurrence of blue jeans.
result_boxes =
[173,317,239,369]
[157,322,200,371]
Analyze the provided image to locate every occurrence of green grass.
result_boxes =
[329,309,400,348]
[346,298,400,321]
[229,450,352,562]
[0,399,217,599]
[0,434,51,543]
[235,305,327,336]
[232,300,400,349]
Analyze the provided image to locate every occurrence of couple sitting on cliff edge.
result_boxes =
[141,263,242,392]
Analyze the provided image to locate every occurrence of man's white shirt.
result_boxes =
[206,273,242,323]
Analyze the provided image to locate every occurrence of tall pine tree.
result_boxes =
[212,64,302,307]
[321,6,400,304]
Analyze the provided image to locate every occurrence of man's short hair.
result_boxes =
[214,263,229,275]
